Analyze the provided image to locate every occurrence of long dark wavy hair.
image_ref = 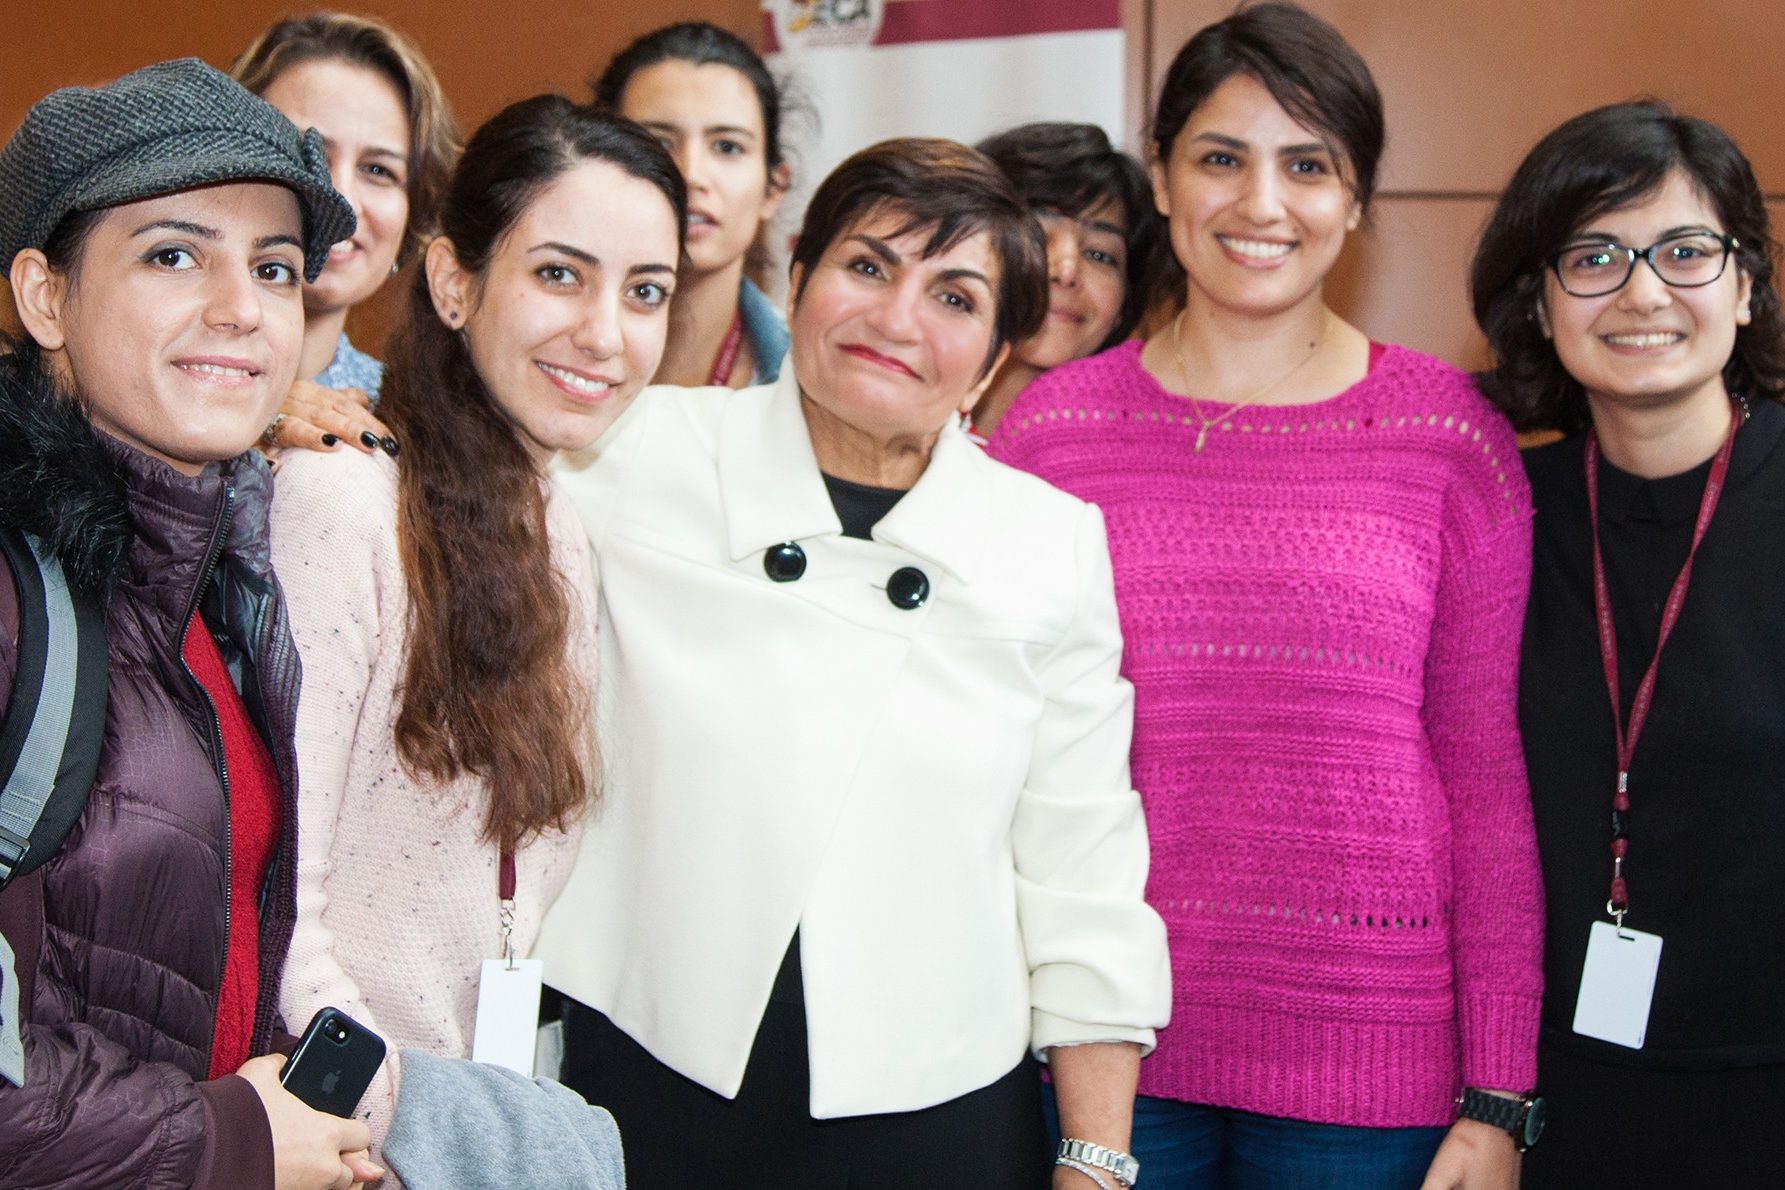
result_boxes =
[1471,101,1785,433]
[379,95,685,851]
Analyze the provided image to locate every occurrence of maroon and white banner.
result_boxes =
[762,0,1125,286]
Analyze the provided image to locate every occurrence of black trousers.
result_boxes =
[560,995,1052,1190]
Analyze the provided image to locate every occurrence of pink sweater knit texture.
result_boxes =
[989,341,1543,1127]
[268,449,595,1152]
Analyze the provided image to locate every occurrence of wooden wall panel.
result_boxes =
[6,1,760,138]
[1325,198,1497,369]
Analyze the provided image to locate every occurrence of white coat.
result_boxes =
[535,368,1170,1118]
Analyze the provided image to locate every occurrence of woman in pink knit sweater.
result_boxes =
[267,97,684,1158]
[988,5,1544,1188]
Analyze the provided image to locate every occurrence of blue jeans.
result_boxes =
[1044,1089,1445,1190]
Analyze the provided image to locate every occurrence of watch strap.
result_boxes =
[1057,1138,1140,1187]
[1456,1088,1539,1150]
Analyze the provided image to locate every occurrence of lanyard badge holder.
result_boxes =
[471,850,544,1074]
[1571,408,1737,1049]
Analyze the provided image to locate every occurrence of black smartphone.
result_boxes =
[280,1006,386,1118]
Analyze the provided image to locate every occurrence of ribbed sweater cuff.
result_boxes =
[1459,991,1541,1094]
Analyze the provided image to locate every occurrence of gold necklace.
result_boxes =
[1172,309,1330,452]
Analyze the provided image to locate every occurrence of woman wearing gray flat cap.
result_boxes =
[540,138,1170,1189]
[0,59,382,1189]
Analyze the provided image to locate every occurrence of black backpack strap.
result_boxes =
[0,527,108,888]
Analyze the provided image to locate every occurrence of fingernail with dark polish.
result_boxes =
[321,433,339,446]
[360,431,380,450]
[381,436,400,457]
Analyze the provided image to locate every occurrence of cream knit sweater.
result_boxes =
[269,448,597,1149]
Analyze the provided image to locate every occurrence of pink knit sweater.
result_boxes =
[989,340,1542,1127]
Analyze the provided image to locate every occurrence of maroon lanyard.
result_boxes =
[1583,410,1737,925]
[707,307,745,387]
[499,849,517,966]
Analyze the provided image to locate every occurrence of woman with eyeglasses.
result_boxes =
[1471,102,1785,1189]
[988,5,1543,1186]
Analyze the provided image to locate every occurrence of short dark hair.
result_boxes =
[790,138,1047,375]
[1152,2,1384,211]
[976,121,1161,349]
[1470,101,1785,433]
[592,22,786,173]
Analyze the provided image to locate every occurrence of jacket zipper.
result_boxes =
[178,482,235,1073]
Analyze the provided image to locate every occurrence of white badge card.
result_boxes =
[0,930,24,1087]
[1572,920,1663,1049]
[471,958,543,1076]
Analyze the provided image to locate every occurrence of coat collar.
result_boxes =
[716,368,996,583]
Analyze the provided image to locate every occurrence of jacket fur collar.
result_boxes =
[0,342,131,600]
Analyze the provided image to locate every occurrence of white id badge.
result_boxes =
[471,958,543,1075]
[0,931,24,1087]
[1572,920,1663,1048]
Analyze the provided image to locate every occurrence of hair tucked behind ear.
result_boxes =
[378,94,684,852]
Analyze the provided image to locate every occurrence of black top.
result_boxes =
[766,473,910,1008]
[1520,398,1785,1070]
[822,473,906,542]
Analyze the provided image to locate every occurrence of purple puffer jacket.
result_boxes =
[0,350,301,1189]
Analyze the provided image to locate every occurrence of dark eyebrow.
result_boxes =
[1190,132,1248,152]
[936,267,992,290]
[531,241,599,266]
[132,219,218,241]
[1568,224,1719,245]
[1084,219,1127,240]
[703,124,756,139]
[255,233,304,251]
[530,242,677,277]
[848,234,900,265]
[1187,132,1333,159]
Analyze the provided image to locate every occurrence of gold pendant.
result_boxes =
[1194,425,1208,452]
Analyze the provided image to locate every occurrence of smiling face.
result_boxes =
[1010,195,1130,371]
[617,59,785,280]
[1541,169,1753,420]
[426,158,680,461]
[790,209,1002,463]
[1152,72,1360,321]
[13,183,306,473]
[261,56,411,315]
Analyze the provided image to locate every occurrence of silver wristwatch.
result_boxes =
[1057,1138,1140,1187]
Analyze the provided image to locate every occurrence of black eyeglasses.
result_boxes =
[1550,231,1739,297]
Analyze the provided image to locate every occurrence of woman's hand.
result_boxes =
[263,379,396,458]
[238,1053,383,1189]
[1419,1117,1520,1190]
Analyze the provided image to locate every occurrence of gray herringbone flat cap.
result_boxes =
[0,57,355,281]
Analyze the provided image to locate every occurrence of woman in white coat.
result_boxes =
[539,138,1169,1190]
